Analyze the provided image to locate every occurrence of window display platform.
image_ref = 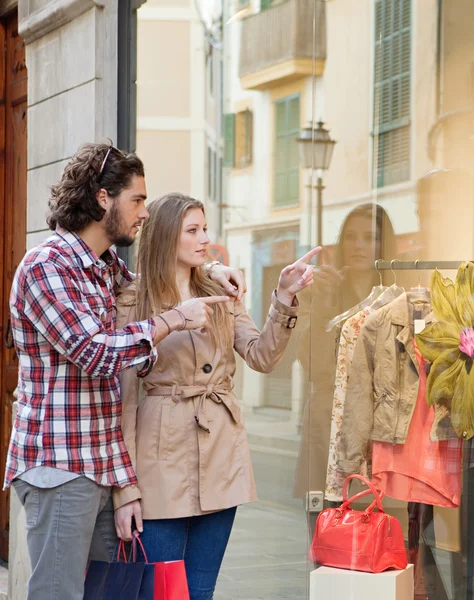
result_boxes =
[310,564,414,600]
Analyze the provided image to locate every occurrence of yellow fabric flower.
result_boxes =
[415,262,474,438]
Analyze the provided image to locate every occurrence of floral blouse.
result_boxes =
[325,307,373,502]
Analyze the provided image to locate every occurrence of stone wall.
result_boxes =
[18,0,120,251]
[9,1,120,597]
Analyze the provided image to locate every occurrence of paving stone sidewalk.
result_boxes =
[214,502,312,600]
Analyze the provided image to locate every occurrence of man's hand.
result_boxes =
[115,500,143,542]
[208,264,247,301]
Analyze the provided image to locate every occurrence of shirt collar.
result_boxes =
[55,227,114,270]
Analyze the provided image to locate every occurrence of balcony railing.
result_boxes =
[239,0,326,91]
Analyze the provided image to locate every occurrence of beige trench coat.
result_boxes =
[113,289,299,519]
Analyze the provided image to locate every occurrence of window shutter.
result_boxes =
[245,109,253,165]
[223,114,235,167]
[373,0,411,188]
[207,147,212,198]
[274,95,300,208]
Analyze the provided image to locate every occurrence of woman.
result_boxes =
[293,203,398,500]
[113,193,319,600]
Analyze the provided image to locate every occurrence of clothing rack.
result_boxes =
[375,260,466,271]
[374,258,473,599]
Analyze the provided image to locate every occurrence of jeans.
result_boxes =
[12,477,117,600]
[139,507,237,600]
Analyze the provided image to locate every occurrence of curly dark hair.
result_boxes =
[47,143,145,232]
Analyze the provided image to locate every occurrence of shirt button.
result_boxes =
[202,364,212,374]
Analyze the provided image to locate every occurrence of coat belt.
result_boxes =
[145,381,240,433]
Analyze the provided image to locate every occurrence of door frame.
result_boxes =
[0,7,27,562]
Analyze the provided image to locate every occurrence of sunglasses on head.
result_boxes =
[98,145,126,179]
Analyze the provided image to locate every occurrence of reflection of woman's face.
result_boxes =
[341,216,376,271]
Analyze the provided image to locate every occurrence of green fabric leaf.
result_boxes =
[426,347,461,407]
[430,269,460,325]
[451,358,474,438]
[416,322,460,364]
[455,262,474,328]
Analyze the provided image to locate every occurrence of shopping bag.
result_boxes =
[84,540,146,600]
[132,531,190,600]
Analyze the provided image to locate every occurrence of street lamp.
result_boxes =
[296,120,336,249]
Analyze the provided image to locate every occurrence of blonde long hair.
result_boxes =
[135,193,233,350]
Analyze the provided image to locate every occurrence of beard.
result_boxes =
[104,200,135,247]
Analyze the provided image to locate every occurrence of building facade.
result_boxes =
[135,0,224,241]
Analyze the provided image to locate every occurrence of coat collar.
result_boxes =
[390,292,434,327]
[390,292,434,374]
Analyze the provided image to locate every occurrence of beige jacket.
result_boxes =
[113,289,298,519]
[338,293,457,475]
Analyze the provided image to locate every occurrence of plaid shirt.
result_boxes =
[3,228,157,489]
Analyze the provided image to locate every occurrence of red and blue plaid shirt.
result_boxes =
[3,228,157,489]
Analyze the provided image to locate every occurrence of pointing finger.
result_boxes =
[200,296,231,304]
[297,246,322,264]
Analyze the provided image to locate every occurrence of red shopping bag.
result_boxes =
[132,531,190,600]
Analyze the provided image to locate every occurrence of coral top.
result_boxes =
[372,343,462,508]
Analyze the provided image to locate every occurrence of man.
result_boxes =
[3,143,245,600]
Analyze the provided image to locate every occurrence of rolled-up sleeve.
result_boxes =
[20,262,157,379]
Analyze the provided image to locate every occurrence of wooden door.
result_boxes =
[0,11,27,562]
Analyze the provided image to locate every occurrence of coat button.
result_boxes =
[202,363,212,374]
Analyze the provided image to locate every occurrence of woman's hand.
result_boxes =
[312,265,349,307]
[207,264,247,301]
[276,247,322,306]
[115,500,143,542]
[171,296,230,331]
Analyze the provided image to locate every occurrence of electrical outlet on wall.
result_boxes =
[306,491,324,513]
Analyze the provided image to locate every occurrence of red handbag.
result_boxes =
[310,474,408,573]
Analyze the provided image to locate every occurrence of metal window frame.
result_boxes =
[116,0,144,268]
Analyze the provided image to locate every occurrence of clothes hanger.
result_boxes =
[368,259,405,311]
[407,259,431,304]
[325,260,387,332]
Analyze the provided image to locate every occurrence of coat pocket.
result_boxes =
[157,404,172,461]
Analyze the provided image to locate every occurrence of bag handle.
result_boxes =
[341,474,385,514]
[130,530,149,564]
[113,540,128,563]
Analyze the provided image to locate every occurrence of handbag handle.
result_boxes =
[341,474,385,514]
[113,540,128,563]
[130,529,149,564]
